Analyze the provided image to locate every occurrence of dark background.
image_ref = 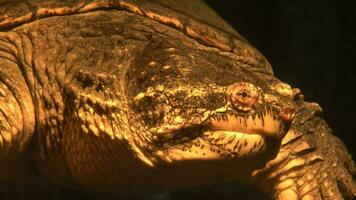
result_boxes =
[62,1,355,200]
[204,0,356,157]
[25,1,356,200]
[170,1,356,199]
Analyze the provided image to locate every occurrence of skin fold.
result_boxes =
[250,99,356,200]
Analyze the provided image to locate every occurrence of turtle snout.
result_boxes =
[279,105,296,123]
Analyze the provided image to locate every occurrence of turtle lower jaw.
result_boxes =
[200,130,267,156]
[151,108,287,163]
[151,108,287,148]
[153,132,268,163]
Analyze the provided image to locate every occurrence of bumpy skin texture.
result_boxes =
[0,1,354,200]
[0,8,295,196]
[251,100,356,200]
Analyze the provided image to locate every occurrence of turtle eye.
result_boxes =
[227,82,259,111]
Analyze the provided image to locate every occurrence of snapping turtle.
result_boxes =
[0,1,354,199]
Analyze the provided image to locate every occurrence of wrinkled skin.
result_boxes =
[127,37,295,164]
[0,9,294,196]
[167,100,356,200]
[250,100,356,200]
[0,3,354,200]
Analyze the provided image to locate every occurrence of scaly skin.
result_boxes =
[0,1,353,200]
[251,99,356,199]
[0,9,294,197]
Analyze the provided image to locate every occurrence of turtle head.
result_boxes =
[126,38,296,186]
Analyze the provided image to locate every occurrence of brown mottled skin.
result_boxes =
[0,1,354,200]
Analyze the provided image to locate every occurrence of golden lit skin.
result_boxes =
[0,6,305,198]
[0,10,294,193]
[0,1,354,200]
[132,78,296,164]
[127,35,297,191]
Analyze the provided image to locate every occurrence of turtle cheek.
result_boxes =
[131,96,166,127]
[199,90,223,106]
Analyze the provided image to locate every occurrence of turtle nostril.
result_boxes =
[280,105,296,122]
[292,88,304,102]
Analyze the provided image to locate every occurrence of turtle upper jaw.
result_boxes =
[149,105,290,147]
[209,109,286,139]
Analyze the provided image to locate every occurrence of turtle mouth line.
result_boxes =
[209,109,284,139]
[153,108,285,147]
